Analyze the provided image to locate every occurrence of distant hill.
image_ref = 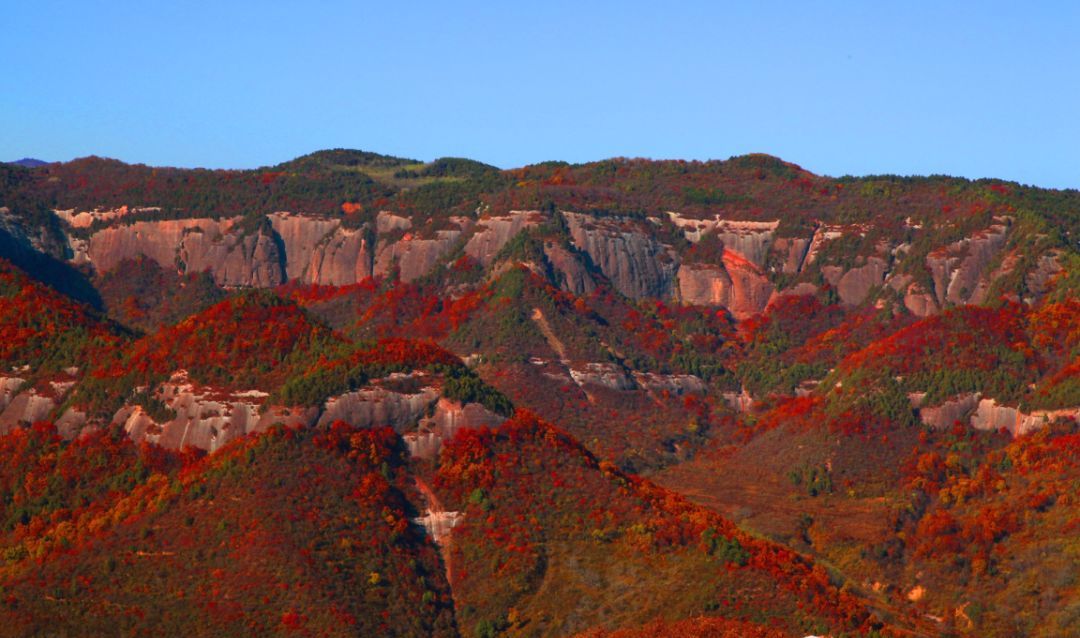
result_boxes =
[7,158,47,168]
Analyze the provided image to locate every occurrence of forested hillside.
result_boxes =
[0,149,1076,636]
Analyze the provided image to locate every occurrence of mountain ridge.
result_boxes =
[0,148,1077,636]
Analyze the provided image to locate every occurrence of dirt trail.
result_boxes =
[531,307,568,361]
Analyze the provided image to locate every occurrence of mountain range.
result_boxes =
[0,149,1077,637]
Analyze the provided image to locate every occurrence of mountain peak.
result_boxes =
[6,158,47,168]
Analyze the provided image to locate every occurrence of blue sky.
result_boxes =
[3,1,1078,188]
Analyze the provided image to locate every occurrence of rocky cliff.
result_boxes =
[926,222,1010,306]
[26,199,1059,322]
[97,370,505,454]
[679,250,774,319]
[917,392,1080,437]
[464,210,543,265]
[374,228,466,282]
[564,212,679,299]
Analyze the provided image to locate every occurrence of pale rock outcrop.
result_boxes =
[889,274,939,316]
[0,371,84,435]
[677,264,732,306]
[918,393,1079,436]
[835,256,889,306]
[971,398,1079,437]
[772,236,814,274]
[55,206,150,229]
[267,212,343,280]
[85,218,222,273]
[568,363,637,391]
[665,213,779,268]
[1025,252,1064,301]
[0,389,57,432]
[404,397,505,459]
[179,225,285,287]
[306,226,374,285]
[564,212,679,299]
[414,509,464,544]
[78,213,368,286]
[55,408,88,439]
[722,388,755,413]
[110,370,501,453]
[665,212,719,243]
[631,372,707,396]
[82,216,286,286]
[720,251,774,319]
[118,373,315,452]
[712,220,780,268]
[804,225,845,265]
[822,265,844,287]
[543,242,596,295]
[918,393,980,429]
[677,249,773,319]
[317,385,440,430]
[926,223,1010,306]
[376,211,413,234]
[904,285,939,317]
[464,210,543,265]
[374,229,463,282]
[0,377,26,413]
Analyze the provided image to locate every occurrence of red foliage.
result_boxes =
[840,304,1030,377]
[433,411,875,634]
[0,259,121,370]
[92,291,337,390]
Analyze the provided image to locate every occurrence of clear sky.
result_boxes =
[4,1,1078,188]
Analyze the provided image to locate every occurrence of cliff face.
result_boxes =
[36,204,1055,322]
[464,211,542,265]
[80,215,374,287]
[888,275,939,317]
[632,372,707,396]
[677,264,732,307]
[374,228,465,282]
[268,212,379,285]
[0,383,56,433]
[317,384,440,430]
[307,226,373,285]
[404,397,505,460]
[970,398,1079,437]
[834,256,889,306]
[679,249,773,319]
[568,362,637,392]
[718,250,774,318]
[917,392,1080,437]
[543,242,597,296]
[0,377,25,413]
[917,393,981,430]
[926,222,1010,306]
[0,373,82,435]
[772,236,813,274]
[114,372,313,452]
[267,212,347,281]
[564,212,679,299]
[99,370,503,454]
[180,225,285,287]
[666,213,779,268]
[84,219,220,273]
